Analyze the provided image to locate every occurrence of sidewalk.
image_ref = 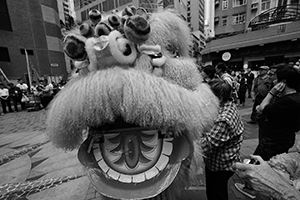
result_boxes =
[0,98,297,200]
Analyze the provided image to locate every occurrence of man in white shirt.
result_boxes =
[16,78,28,93]
[0,83,13,114]
[16,78,28,110]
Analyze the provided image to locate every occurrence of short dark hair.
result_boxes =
[276,64,300,89]
[208,79,232,104]
[216,62,227,73]
[203,65,216,79]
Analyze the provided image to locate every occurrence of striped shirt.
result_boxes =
[201,101,244,171]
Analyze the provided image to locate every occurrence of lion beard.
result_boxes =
[47,67,218,152]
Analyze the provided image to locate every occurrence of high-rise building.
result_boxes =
[204,0,215,39]
[57,0,76,26]
[73,0,206,57]
[74,0,157,21]
[0,0,67,83]
[202,0,300,70]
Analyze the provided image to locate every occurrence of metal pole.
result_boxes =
[25,49,32,93]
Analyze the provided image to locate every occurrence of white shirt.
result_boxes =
[0,88,9,97]
[16,83,28,91]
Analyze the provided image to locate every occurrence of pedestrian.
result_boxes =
[31,81,39,95]
[238,73,247,107]
[215,62,239,104]
[0,83,13,114]
[247,66,273,124]
[246,68,254,98]
[235,64,300,199]
[40,79,54,109]
[200,64,216,83]
[254,64,300,160]
[8,83,20,112]
[16,78,28,110]
[201,79,244,200]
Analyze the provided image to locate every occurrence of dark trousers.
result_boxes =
[0,97,13,113]
[10,97,19,111]
[41,95,53,108]
[250,96,263,122]
[238,91,246,104]
[253,136,295,161]
[205,167,234,200]
[247,84,252,98]
[17,96,26,110]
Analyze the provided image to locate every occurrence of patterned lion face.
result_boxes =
[47,6,219,200]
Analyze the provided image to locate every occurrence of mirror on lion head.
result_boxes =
[47,5,219,200]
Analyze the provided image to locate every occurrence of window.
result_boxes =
[222,0,228,10]
[232,13,246,24]
[222,16,228,26]
[90,5,98,11]
[102,0,114,12]
[0,47,10,62]
[20,49,34,56]
[81,10,87,21]
[102,1,108,12]
[0,0,12,31]
[261,0,271,11]
[107,0,114,11]
[119,0,132,6]
[233,0,247,7]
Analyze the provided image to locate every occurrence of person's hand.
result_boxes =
[269,82,285,97]
[294,64,300,74]
[233,155,297,199]
[256,105,262,113]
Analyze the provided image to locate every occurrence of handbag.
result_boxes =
[21,94,29,102]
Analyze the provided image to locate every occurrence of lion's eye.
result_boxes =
[95,22,112,37]
[108,14,121,29]
[89,9,102,26]
[63,35,87,61]
[79,23,94,38]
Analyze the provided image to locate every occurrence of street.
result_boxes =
[0,98,298,200]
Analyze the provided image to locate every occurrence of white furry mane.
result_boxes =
[47,67,218,150]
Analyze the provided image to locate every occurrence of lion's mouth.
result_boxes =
[78,118,190,199]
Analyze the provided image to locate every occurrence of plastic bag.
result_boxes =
[21,94,29,102]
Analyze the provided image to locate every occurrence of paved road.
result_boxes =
[0,98,294,200]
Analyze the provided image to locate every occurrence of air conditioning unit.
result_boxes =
[215,0,220,6]
[214,17,219,23]
[251,2,258,10]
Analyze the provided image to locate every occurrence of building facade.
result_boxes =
[202,0,300,71]
[57,0,76,25]
[0,0,67,83]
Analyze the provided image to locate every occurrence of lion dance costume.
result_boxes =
[47,6,219,200]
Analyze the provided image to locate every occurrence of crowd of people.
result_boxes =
[1,61,300,200]
[200,61,300,200]
[0,78,66,115]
